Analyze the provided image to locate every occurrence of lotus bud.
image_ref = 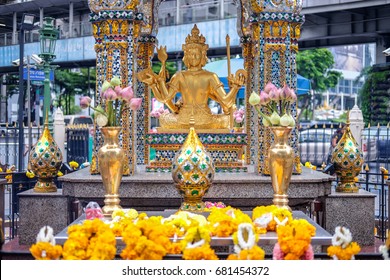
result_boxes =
[259,90,270,105]
[110,76,121,87]
[280,113,291,126]
[103,87,118,100]
[129,98,143,111]
[270,111,280,125]
[290,90,297,101]
[262,117,271,127]
[281,84,292,100]
[120,86,134,102]
[268,88,280,101]
[288,114,296,127]
[79,96,91,109]
[249,91,261,106]
[264,82,277,94]
[101,80,112,93]
[114,86,122,94]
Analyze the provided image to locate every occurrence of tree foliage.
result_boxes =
[296,48,342,92]
[296,49,342,120]
[152,61,177,79]
[357,66,390,125]
[55,68,96,114]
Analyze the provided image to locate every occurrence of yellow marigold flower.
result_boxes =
[327,242,361,260]
[5,174,12,183]
[30,242,63,260]
[26,170,35,178]
[57,171,63,177]
[182,244,218,260]
[380,167,389,180]
[69,161,79,170]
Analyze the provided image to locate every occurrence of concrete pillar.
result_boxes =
[0,75,6,123]
[53,107,66,157]
[39,8,44,27]
[69,2,74,37]
[12,12,16,45]
[349,105,364,147]
[376,36,390,64]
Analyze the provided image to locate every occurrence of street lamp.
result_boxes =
[38,17,59,122]
[17,13,36,172]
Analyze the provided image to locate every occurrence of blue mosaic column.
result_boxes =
[88,1,143,175]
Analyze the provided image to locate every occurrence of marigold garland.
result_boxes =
[181,226,218,260]
[207,206,252,237]
[252,205,292,232]
[62,218,116,260]
[29,225,63,260]
[227,223,265,260]
[273,219,316,260]
[327,226,361,260]
[30,242,63,260]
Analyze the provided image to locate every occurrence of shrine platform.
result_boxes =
[16,166,376,247]
[59,166,333,210]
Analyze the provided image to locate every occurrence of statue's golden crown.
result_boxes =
[185,25,206,45]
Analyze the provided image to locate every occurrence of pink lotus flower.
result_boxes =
[114,85,122,94]
[264,82,277,94]
[129,98,142,111]
[120,86,134,102]
[80,96,91,109]
[259,90,270,105]
[249,81,298,127]
[103,87,117,100]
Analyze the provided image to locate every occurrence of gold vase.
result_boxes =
[268,126,294,211]
[98,127,125,217]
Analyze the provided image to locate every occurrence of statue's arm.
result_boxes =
[211,74,241,113]
[156,77,179,113]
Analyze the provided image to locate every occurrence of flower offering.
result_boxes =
[249,82,297,127]
[80,76,142,127]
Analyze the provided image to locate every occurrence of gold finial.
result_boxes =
[346,110,350,125]
[185,24,207,45]
[44,110,49,127]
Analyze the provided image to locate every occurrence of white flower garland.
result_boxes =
[234,223,256,254]
[36,226,55,246]
[332,226,353,248]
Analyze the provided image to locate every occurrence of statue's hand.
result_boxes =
[157,46,168,63]
[232,69,247,87]
[137,69,158,85]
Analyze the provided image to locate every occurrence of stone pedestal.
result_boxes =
[59,166,333,211]
[324,189,376,246]
[18,189,70,245]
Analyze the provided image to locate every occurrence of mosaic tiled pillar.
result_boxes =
[250,1,305,175]
[136,35,157,164]
[88,2,143,175]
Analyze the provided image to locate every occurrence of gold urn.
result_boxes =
[331,121,364,193]
[172,127,215,212]
[28,119,63,192]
